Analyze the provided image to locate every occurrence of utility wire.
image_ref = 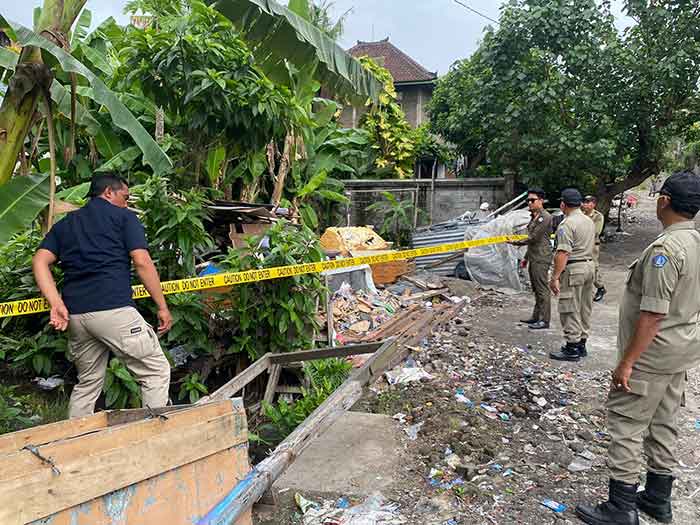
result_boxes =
[451,0,500,25]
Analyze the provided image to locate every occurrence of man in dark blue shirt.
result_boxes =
[33,174,173,418]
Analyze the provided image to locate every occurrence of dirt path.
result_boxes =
[256,195,700,524]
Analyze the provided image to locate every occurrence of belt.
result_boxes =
[567,259,592,265]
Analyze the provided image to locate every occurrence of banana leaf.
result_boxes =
[96,146,141,172]
[70,9,92,47]
[0,14,17,41]
[10,22,173,176]
[56,182,90,204]
[208,0,380,105]
[0,174,50,244]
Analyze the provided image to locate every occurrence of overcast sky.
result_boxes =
[3,0,632,75]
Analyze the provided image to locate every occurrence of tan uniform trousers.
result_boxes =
[606,369,686,484]
[558,261,595,343]
[528,260,551,324]
[593,244,604,290]
[67,306,170,418]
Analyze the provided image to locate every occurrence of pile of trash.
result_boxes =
[331,283,402,338]
[355,292,613,523]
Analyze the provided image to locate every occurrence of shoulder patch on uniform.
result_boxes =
[130,326,142,334]
[651,254,668,268]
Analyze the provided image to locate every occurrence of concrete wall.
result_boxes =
[343,176,515,228]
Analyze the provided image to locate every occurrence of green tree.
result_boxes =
[429,0,700,212]
[359,56,416,179]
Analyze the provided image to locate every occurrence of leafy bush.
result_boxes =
[261,357,352,439]
[367,191,422,247]
[133,174,215,279]
[216,220,325,359]
[104,358,142,409]
[0,330,67,376]
[143,292,215,355]
[178,372,208,404]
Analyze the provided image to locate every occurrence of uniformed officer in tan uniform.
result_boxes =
[511,188,552,329]
[582,195,607,302]
[576,171,700,525]
[548,189,596,361]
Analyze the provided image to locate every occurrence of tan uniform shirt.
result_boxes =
[514,209,552,263]
[618,221,700,374]
[585,209,604,244]
[555,208,595,260]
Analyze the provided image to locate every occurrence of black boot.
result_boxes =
[594,287,607,302]
[579,339,588,357]
[576,479,639,525]
[549,342,582,362]
[637,472,673,523]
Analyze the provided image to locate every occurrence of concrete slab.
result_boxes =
[273,412,401,496]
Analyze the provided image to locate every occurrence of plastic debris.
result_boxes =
[405,422,424,441]
[455,388,475,408]
[541,499,567,513]
[32,376,65,391]
[295,491,406,524]
[568,457,593,473]
[385,367,432,385]
[480,403,498,413]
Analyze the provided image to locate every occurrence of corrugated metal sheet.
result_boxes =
[411,220,485,276]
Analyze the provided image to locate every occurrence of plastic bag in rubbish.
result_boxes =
[463,209,531,290]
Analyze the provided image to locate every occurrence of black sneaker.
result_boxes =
[528,321,550,330]
[520,318,537,324]
[594,287,607,302]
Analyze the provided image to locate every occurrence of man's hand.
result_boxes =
[549,277,560,296]
[157,307,173,335]
[612,362,633,392]
[49,302,69,331]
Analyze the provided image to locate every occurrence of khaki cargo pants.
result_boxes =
[607,369,686,484]
[67,306,170,418]
[528,260,551,324]
[558,261,595,343]
[593,244,604,290]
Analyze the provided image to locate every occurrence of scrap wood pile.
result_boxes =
[320,272,471,352]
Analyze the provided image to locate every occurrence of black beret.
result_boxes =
[560,188,583,206]
[660,172,700,216]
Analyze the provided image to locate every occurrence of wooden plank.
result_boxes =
[275,385,303,394]
[268,342,383,365]
[204,338,400,524]
[0,400,246,525]
[40,446,252,525]
[202,354,271,403]
[0,413,109,457]
[403,288,449,302]
[341,304,420,343]
[261,365,282,414]
[105,404,194,427]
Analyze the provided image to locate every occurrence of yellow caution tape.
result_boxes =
[0,235,526,319]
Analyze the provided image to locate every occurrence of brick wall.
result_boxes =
[343,176,515,228]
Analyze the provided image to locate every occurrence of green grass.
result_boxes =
[0,383,69,435]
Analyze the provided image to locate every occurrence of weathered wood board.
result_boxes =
[0,400,251,525]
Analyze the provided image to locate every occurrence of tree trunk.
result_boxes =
[0,0,87,186]
[271,133,294,207]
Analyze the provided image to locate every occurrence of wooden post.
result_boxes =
[261,365,282,414]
